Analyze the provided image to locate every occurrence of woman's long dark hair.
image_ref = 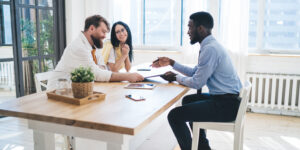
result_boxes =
[111,21,133,62]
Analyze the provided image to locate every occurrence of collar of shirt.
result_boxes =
[79,32,94,52]
[200,35,215,49]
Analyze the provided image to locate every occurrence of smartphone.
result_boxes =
[125,94,146,101]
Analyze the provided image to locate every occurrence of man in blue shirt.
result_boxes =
[152,12,242,150]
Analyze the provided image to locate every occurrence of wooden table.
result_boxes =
[0,81,189,150]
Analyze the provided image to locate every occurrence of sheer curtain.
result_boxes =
[181,0,207,64]
[219,0,250,82]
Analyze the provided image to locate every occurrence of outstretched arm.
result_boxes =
[151,57,175,68]
[151,57,196,76]
[109,72,144,82]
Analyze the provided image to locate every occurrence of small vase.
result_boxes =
[71,82,94,98]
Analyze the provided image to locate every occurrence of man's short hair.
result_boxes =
[190,11,214,29]
[84,15,110,32]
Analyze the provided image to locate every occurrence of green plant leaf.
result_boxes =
[70,66,95,82]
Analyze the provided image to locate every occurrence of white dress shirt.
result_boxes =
[47,32,112,90]
[108,48,116,63]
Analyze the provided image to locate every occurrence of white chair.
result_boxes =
[34,71,54,92]
[34,71,73,149]
[191,81,252,150]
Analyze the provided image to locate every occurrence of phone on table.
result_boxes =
[125,94,145,101]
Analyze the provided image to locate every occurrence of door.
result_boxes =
[16,0,57,95]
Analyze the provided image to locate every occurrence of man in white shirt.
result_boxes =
[48,15,143,89]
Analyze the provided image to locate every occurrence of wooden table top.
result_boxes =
[0,82,189,135]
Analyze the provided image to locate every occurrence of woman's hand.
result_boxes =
[121,44,130,57]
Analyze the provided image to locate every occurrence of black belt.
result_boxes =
[211,93,239,96]
[197,89,202,95]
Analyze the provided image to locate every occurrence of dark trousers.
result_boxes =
[167,92,240,150]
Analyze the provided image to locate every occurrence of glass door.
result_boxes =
[0,0,65,99]
[16,0,58,95]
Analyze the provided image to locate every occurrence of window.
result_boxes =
[249,0,300,54]
[112,0,182,49]
[0,3,12,45]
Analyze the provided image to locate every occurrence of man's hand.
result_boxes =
[151,57,175,68]
[127,73,144,82]
[160,71,177,82]
[121,44,130,56]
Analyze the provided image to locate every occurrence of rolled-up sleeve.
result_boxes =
[176,46,220,89]
[93,68,112,81]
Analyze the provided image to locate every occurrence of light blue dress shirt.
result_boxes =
[174,35,242,95]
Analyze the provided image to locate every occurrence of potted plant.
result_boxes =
[70,66,95,98]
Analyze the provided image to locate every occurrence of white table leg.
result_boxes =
[32,130,55,150]
[27,103,176,150]
[74,137,106,150]
[107,143,129,150]
[73,135,130,150]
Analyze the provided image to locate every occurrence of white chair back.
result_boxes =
[34,71,53,93]
[235,81,252,128]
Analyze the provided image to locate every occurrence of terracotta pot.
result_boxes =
[71,82,94,98]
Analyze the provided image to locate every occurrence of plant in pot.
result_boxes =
[70,66,95,98]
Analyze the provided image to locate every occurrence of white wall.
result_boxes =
[133,50,300,75]
[132,50,188,66]
[247,55,300,74]
[134,49,300,75]
[65,0,111,44]
[65,0,86,44]
[0,46,13,58]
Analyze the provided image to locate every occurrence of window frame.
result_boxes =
[0,1,13,46]
[114,0,184,51]
[14,0,66,96]
[249,0,300,55]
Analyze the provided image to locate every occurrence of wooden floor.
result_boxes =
[0,113,300,150]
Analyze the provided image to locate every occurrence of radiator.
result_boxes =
[0,61,15,90]
[246,72,300,116]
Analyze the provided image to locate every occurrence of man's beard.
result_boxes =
[91,35,103,49]
[190,32,200,45]
[190,38,198,45]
